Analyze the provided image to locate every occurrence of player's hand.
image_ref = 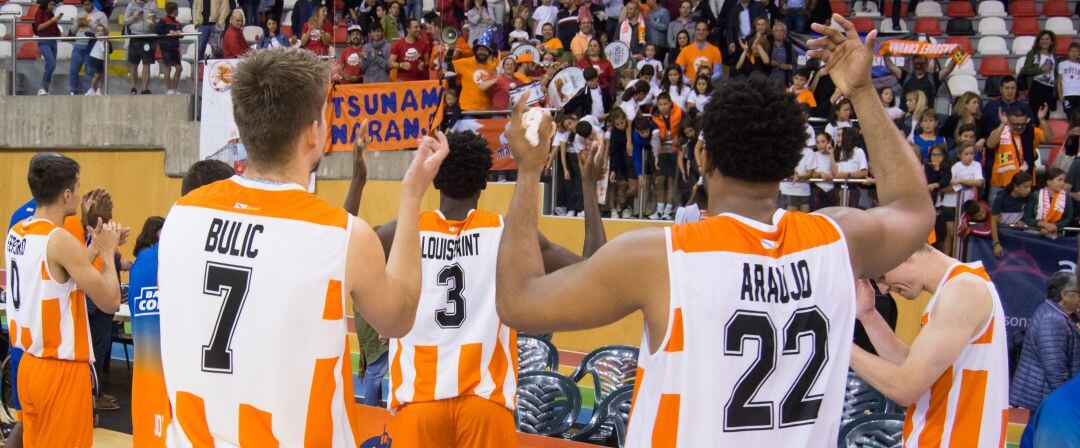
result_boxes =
[402,131,450,196]
[507,89,556,174]
[92,219,122,254]
[579,144,608,183]
[118,226,131,247]
[353,119,371,182]
[82,189,113,228]
[807,15,877,97]
[854,279,877,320]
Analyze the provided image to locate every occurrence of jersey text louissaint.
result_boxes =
[740,260,814,304]
[421,233,481,261]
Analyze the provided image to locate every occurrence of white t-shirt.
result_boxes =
[940,160,984,208]
[532,5,559,36]
[1060,59,1080,97]
[686,91,710,112]
[674,204,704,224]
[780,147,817,197]
[1034,53,1056,87]
[811,151,836,192]
[636,58,664,85]
[627,79,662,107]
[836,147,868,175]
[885,106,904,120]
[587,87,605,119]
[620,97,641,122]
[667,85,692,111]
[570,116,603,154]
[804,123,816,148]
[553,130,572,150]
[824,120,852,142]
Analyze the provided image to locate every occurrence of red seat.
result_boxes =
[20,3,37,21]
[281,25,292,38]
[945,36,973,55]
[1057,35,1075,56]
[830,1,850,16]
[883,0,907,17]
[16,41,39,60]
[852,17,875,33]
[945,1,974,17]
[1049,119,1069,145]
[1043,0,1072,17]
[62,0,80,4]
[914,17,941,35]
[14,23,32,38]
[1012,17,1040,36]
[333,0,344,10]
[333,25,346,44]
[1009,0,1038,17]
[980,56,1012,76]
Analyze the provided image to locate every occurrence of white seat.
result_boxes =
[1012,36,1035,56]
[242,25,262,44]
[978,17,1007,36]
[177,6,192,24]
[56,41,73,60]
[977,36,1008,56]
[0,24,6,39]
[1015,57,1026,76]
[0,4,23,15]
[150,61,161,77]
[8,0,32,5]
[879,19,908,33]
[283,10,293,26]
[1046,17,1077,36]
[947,75,980,97]
[914,1,942,17]
[0,41,11,59]
[977,0,1007,17]
[180,24,197,43]
[181,60,192,79]
[182,42,196,61]
[283,0,297,11]
[953,59,977,76]
[854,0,881,16]
[55,5,78,23]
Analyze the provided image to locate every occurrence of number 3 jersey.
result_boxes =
[158,176,361,447]
[626,210,856,447]
[387,210,518,411]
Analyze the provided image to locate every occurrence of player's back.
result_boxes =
[388,209,517,410]
[626,209,856,447]
[903,262,1009,448]
[158,176,360,447]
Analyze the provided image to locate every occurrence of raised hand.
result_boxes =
[854,279,878,320]
[579,141,608,183]
[402,131,450,195]
[807,14,878,97]
[507,89,556,175]
[92,220,122,255]
[353,118,371,181]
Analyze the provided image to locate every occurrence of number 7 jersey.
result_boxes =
[387,210,517,410]
[626,210,856,447]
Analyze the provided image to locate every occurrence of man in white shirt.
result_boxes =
[532,0,560,37]
[1059,42,1080,118]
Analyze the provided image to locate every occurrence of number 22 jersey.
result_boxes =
[626,210,856,447]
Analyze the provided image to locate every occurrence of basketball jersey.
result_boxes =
[4,218,92,362]
[388,210,517,411]
[626,210,856,447]
[130,244,168,448]
[157,176,360,447]
[902,262,1009,448]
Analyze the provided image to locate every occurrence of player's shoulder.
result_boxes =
[176,177,349,229]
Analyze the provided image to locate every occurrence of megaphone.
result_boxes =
[441,27,459,44]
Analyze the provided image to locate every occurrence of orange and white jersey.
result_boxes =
[158,176,360,447]
[388,210,517,411]
[4,218,92,362]
[626,210,856,447]
[903,262,1009,448]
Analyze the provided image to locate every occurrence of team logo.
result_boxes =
[348,53,361,66]
[473,69,492,84]
[359,427,392,448]
[132,287,160,317]
[405,48,420,62]
[693,56,710,73]
[760,239,777,250]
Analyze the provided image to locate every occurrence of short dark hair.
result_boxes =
[231,48,330,169]
[1047,167,1067,181]
[1047,271,1075,303]
[639,64,655,77]
[794,67,811,79]
[433,131,492,199]
[575,121,594,138]
[182,160,235,195]
[701,74,806,182]
[1000,75,1017,87]
[1071,42,1080,51]
[583,67,599,81]
[957,123,977,135]
[1008,105,1029,118]
[165,1,178,14]
[962,199,983,217]
[28,154,80,204]
[633,115,652,131]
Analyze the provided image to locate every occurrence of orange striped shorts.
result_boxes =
[17,354,93,448]
[389,395,518,448]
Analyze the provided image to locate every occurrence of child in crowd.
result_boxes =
[553,111,578,216]
[86,24,109,96]
[924,143,952,208]
[628,64,661,108]
[957,199,994,245]
[991,171,1032,256]
[631,115,659,216]
[912,109,946,160]
[440,89,461,131]
[662,65,692,111]
[606,108,636,218]
[1025,167,1073,239]
[619,81,650,122]
[156,2,184,95]
[1059,42,1080,119]
[532,0,559,37]
[939,143,984,255]
[675,116,700,204]
[686,74,712,115]
[824,98,854,142]
[953,123,986,161]
[637,44,664,86]
[562,117,604,217]
[780,131,818,213]
[788,67,817,108]
[810,132,837,210]
[833,127,869,207]
[880,86,903,120]
[651,93,682,220]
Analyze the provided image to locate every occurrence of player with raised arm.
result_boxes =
[495,14,935,446]
[369,130,608,447]
[156,48,448,446]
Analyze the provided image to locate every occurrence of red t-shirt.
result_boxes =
[302,21,332,56]
[390,37,430,81]
[34,9,61,37]
[222,26,248,59]
[490,73,532,110]
[577,58,615,93]
[338,45,364,83]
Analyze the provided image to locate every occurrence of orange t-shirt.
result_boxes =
[455,57,498,111]
[676,42,722,79]
[788,87,817,108]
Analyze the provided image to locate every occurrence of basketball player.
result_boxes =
[851,246,1009,447]
[5,154,125,447]
[370,130,607,446]
[495,15,935,446]
[156,48,448,446]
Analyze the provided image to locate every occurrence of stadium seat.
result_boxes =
[882,0,907,17]
[1046,17,1077,36]
[1043,0,1072,17]
[20,3,36,20]
[180,24,197,43]
[913,17,941,35]
[1014,57,1026,76]
[852,17,875,33]
[570,345,639,407]
[1057,35,1075,56]
[913,1,941,17]
[979,36,1009,56]
[947,75,980,97]
[945,36,973,55]
[16,41,38,60]
[945,1,974,18]
[0,3,21,15]
[283,10,293,26]
[281,25,292,38]
[1049,119,1069,145]
[879,19,908,33]
[976,0,1007,17]
[1012,17,1040,36]
[946,17,974,36]
[55,41,71,60]
[1012,36,1035,55]
[978,17,1007,36]
[979,56,1012,76]
[182,43,196,61]
[283,0,297,10]
[54,4,76,22]
[62,0,81,5]
[831,1,851,16]
[14,23,30,37]
[517,336,558,373]
[242,25,263,44]
[177,6,191,23]
[515,371,581,437]
[0,41,11,60]
[952,58,977,76]
[854,1,880,17]
[1009,0,1038,17]
[333,25,346,44]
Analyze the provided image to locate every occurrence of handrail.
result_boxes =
[12,32,201,42]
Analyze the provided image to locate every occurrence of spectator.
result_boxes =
[883,53,955,112]
[780,131,817,213]
[156,2,184,95]
[508,16,530,47]
[897,90,929,140]
[644,0,670,61]
[601,0,623,38]
[452,30,498,111]
[389,19,429,81]
[334,25,366,84]
[193,0,231,62]
[578,39,616,94]
[987,105,1052,202]
[788,67,816,108]
[630,115,659,212]
[667,29,690,67]
[880,86,903,120]
[693,0,726,41]
[810,132,838,209]
[940,143,984,254]
[565,67,613,120]
[723,0,766,59]
[941,91,983,145]
[992,171,1033,249]
[1012,271,1080,411]
[290,0,313,36]
[685,73,712,114]
[661,65,692,110]
[924,143,951,212]
[1026,167,1074,238]
[675,115,700,204]
[604,109,635,218]
[833,127,869,206]
[912,110,946,160]
[85,24,108,96]
[619,77,651,121]
[1021,374,1080,448]
[667,1,693,51]
[982,76,1036,134]
[361,25,390,82]
[1061,43,1080,119]
[68,0,100,95]
[1020,30,1059,115]
[636,44,665,85]
[222,9,249,59]
[125,0,158,95]
[239,0,257,26]
[571,12,597,62]
[31,0,61,96]
[489,56,529,109]
[256,17,292,49]
[782,0,808,32]
[564,117,604,216]
[539,22,565,58]
[465,0,495,45]
[381,2,404,40]
[301,5,332,55]
[438,0,464,29]
[824,98,854,142]
[735,16,770,76]
[551,112,576,215]
[533,0,559,36]
[650,92,682,219]
[627,64,661,107]
[769,21,796,86]
[676,21,722,81]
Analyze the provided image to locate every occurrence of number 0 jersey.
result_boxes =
[626,210,856,447]
[158,176,360,447]
[388,210,518,411]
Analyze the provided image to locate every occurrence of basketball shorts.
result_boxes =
[10,347,22,415]
[389,395,516,448]
[657,153,677,177]
[18,354,93,448]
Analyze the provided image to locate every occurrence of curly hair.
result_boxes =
[700,74,808,182]
[434,131,493,199]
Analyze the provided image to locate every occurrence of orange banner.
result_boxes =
[325,80,446,152]
[879,39,969,65]
[353,404,596,447]
[452,116,518,171]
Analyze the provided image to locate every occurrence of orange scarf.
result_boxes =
[1037,188,1067,223]
[990,125,1024,187]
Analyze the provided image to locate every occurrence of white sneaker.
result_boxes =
[609,209,620,219]
[664,203,674,214]
[648,212,660,220]
[166,89,176,95]
[622,209,633,219]
[84,89,94,96]
[37,89,47,96]
[662,212,673,221]
[555,207,567,216]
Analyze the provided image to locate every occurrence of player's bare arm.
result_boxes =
[49,219,123,314]
[808,15,936,279]
[851,276,992,405]
[852,280,910,364]
[347,134,450,338]
[343,119,371,216]
[537,143,610,270]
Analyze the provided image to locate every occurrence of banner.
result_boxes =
[878,39,969,66]
[199,59,247,173]
[450,116,518,171]
[967,229,1077,337]
[325,80,446,152]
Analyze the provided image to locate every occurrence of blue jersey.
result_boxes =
[8,199,35,231]
[129,245,169,446]
[1021,375,1080,448]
